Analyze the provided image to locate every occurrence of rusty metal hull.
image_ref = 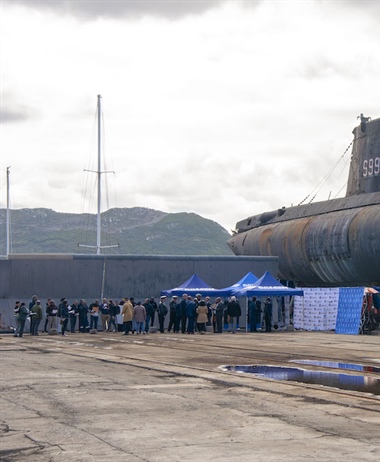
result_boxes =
[228,195,380,287]
[228,116,380,287]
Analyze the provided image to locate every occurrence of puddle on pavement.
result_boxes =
[221,365,380,395]
[290,360,380,373]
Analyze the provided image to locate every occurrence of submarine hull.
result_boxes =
[228,116,380,287]
[228,196,380,286]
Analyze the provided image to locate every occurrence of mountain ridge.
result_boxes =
[0,207,233,256]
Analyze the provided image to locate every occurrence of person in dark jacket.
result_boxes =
[100,298,111,332]
[69,300,79,333]
[227,296,241,334]
[186,296,197,334]
[29,295,38,333]
[264,297,273,332]
[180,294,188,334]
[78,299,89,333]
[13,301,20,336]
[14,302,29,337]
[205,296,212,327]
[149,297,158,327]
[46,300,59,332]
[143,299,155,333]
[31,300,43,335]
[43,299,51,333]
[108,300,119,332]
[60,300,70,336]
[174,300,182,333]
[214,297,225,333]
[248,297,261,332]
[158,296,168,333]
[168,296,178,333]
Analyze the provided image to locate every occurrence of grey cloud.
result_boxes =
[5,0,228,19]
[0,99,32,124]
[297,57,357,80]
[317,0,380,13]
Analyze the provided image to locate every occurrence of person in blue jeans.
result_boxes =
[31,300,43,335]
[133,301,146,334]
[227,296,241,334]
[89,300,100,331]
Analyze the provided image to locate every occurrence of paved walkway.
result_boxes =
[0,331,379,461]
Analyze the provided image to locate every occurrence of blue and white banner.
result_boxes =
[335,287,364,335]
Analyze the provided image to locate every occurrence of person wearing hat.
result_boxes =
[168,296,178,333]
[158,296,168,333]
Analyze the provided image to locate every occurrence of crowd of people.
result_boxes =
[12,293,274,337]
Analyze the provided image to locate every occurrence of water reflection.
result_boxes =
[222,365,380,395]
[290,360,380,374]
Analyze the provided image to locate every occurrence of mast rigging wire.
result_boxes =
[298,138,354,206]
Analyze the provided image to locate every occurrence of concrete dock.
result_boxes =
[0,330,379,461]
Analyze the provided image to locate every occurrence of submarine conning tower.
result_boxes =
[346,115,380,196]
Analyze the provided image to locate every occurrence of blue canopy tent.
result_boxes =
[233,271,304,331]
[218,271,259,296]
[161,273,229,297]
[218,271,259,331]
[233,271,304,297]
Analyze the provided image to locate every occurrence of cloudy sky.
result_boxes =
[1,0,379,233]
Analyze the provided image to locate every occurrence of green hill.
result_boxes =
[0,207,233,256]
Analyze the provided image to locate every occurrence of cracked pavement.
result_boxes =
[0,331,379,461]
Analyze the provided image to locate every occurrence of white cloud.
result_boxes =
[1,0,379,234]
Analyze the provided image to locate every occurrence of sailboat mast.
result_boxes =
[79,95,118,255]
[6,166,10,257]
[96,94,102,255]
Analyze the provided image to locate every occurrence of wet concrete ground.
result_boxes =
[0,330,379,461]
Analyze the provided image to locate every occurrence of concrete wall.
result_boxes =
[0,254,278,328]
